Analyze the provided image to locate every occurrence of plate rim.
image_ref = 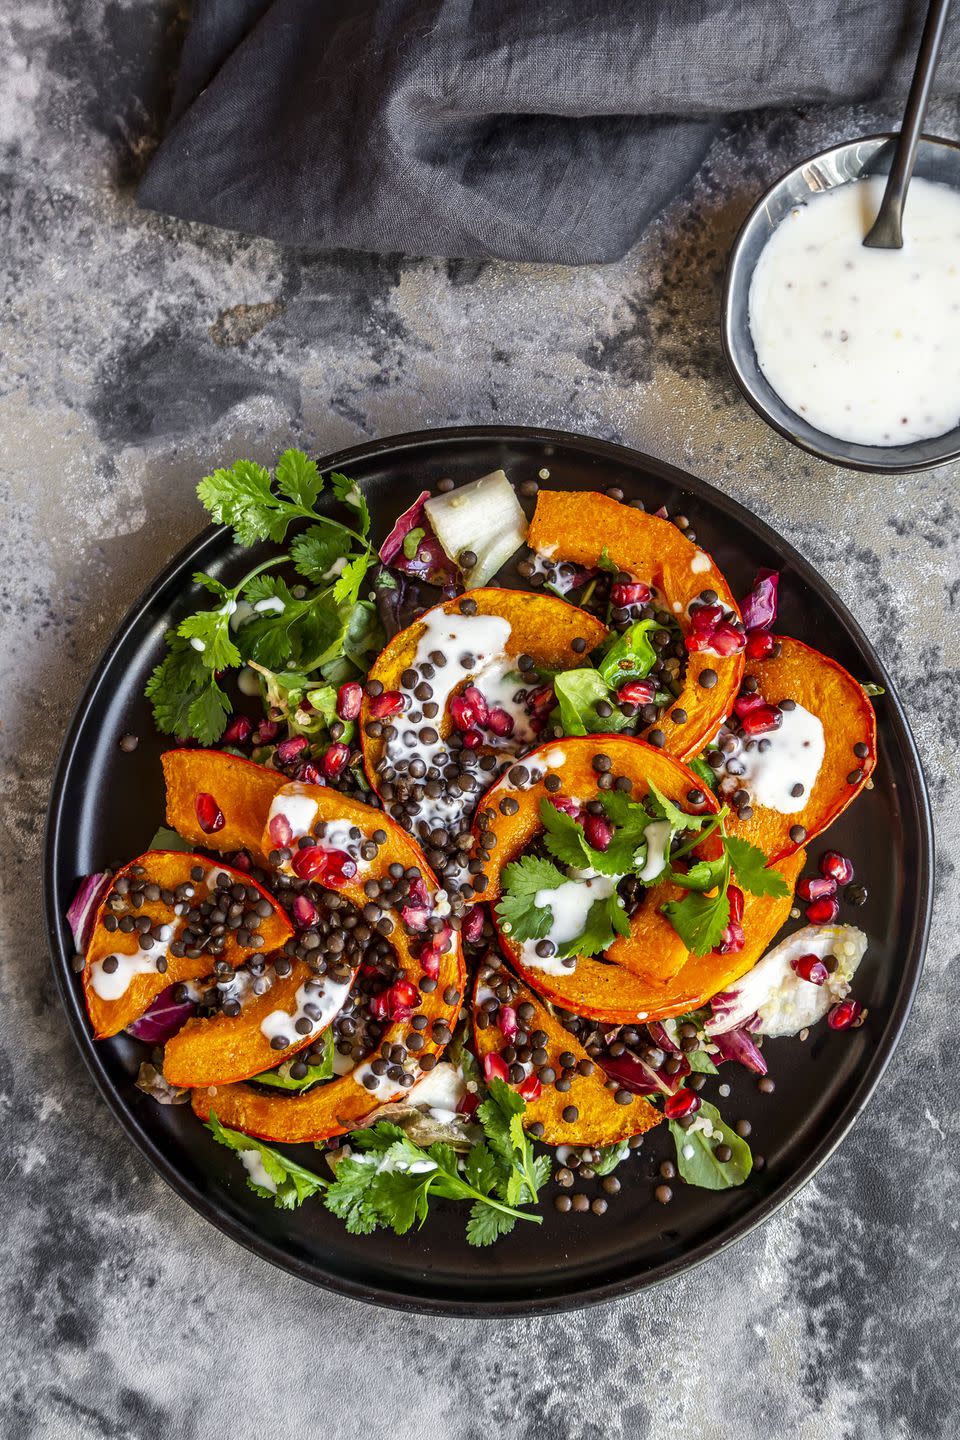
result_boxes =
[43,424,934,1315]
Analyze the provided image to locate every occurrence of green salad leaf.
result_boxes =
[668,1101,752,1189]
[553,669,629,737]
[596,619,658,688]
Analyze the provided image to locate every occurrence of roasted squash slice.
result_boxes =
[472,966,660,1146]
[82,852,292,1039]
[527,490,744,760]
[162,748,284,858]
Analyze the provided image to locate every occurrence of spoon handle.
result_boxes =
[863,0,953,248]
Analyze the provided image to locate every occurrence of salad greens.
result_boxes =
[668,1101,753,1189]
[146,450,382,744]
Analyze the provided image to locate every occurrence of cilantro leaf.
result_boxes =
[466,1201,517,1246]
[331,472,371,538]
[662,870,731,957]
[495,855,567,942]
[668,855,729,892]
[289,522,352,583]
[555,892,630,959]
[275,448,323,509]
[176,608,242,672]
[207,1115,327,1209]
[332,552,371,607]
[538,799,594,868]
[723,834,789,898]
[197,459,293,546]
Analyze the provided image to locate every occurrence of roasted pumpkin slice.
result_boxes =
[166,784,447,1087]
[472,965,660,1146]
[82,852,292,1039]
[360,587,608,792]
[720,637,878,864]
[162,748,284,857]
[189,809,466,1143]
[527,490,744,760]
[473,734,722,987]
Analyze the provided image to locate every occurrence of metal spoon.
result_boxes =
[863,0,953,247]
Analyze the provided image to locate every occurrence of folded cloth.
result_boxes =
[138,0,960,264]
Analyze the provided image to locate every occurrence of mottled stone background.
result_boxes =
[2,5,958,1438]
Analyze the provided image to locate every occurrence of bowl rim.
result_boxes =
[721,130,960,474]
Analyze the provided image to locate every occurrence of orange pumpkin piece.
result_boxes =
[723,637,878,864]
[360,587,608,788]
[162,749,284,858]
[472,965,660,1146]
[83,852,292,1039]
[527,490,744,760]
[166,783,450,1088]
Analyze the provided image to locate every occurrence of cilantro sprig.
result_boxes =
[146,450,382,744]
[207,1115,328,1209]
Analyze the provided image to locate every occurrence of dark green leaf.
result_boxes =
[597,619,658,687]
[275,449,323,509]
[553,669,629,737]
[723,834,789,898]
[207,1115,327,1209]
[669,1101,752,1189]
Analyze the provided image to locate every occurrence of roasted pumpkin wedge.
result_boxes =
[493,849,804,1023]
[473,734,722,987]
[527,490,745,760]
[82,852,292,1039]
[719,637,878,864]
[472,965,660,1145]
[162,748,285,857]
[359,587,608,790]
[165,783,450,1088]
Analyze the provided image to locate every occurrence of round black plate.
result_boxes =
[45,426,933,1315]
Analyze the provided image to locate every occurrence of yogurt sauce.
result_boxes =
[749,175,960,444]
[258,972,354,1047]
[732,704,825,813]
[517,872,618,975]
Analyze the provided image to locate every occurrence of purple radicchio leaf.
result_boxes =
[740,568,779,632]
[599,1049,690,1097]
[66,871,112,952]
[379,491,460,588]
[126,985,197,1044]
[710,1026,768,1076]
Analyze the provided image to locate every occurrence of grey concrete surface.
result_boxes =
[1,6,958,1439]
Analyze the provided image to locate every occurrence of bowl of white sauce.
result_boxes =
[722,133,960,472]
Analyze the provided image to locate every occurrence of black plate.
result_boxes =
[44,426,933,1315]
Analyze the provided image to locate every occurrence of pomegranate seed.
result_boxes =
[291,894,319,930]
[321,742,350,779]
[733,691,768,719]
[739,705,782,737]
[483,1053,510,1084]
[336,681,363,721]
[710,621,747,656]
[805,896,840,925]
[461,906,485,944]
[525,684,556,715]
[745,630,778,659]
[727,885,745,924]
[518,1072,542,1101]
[457,1091,480,1117]
[295,761,325,784]
[663,1088,701,1120]
[690,603,724,633]
[228,850,252,872]
[791,952,828,985]
[419,925,451,979]
[611,580,652,606]
[498,1005,518,1041]
[290,846,357,885]
[275,735,308,766]
[618,679,657,705]
[487,707,515,738]
[820,851,855,886]
[252,720,280,745]
[462,685,489,726]
[828,998,862,1030]
[460,728,484,750]
[583,814,615,851]
[223,714,253,745]
[797,875,837,902]
[450,695,477,731]
[400,877,432,933]
[268,812,294,848]
[548,795,581,819]
[195,792,225,834]
[369,690,404,719]
[371,978,419,1022]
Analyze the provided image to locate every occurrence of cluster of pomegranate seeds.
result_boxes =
[791,952,828,986]
[296,760,325,785]
[525,684,556,733]
[418,925,452,979]
[194,791,225,834]
[483,1052,509,1083]
[686,602,746,657]
[450,683,515,745]
[745,630,778,659]
[336,681,363,721]
[252,719,281,746]
[739,703,782,738]
[399,876,432,932]
[799,849,856,923]
[289,846,358,885]
[611,580,652,607]
[370,977,420,1022]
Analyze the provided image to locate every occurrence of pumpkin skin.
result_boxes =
[472,966,661,1146]
[470,734,802,1023]
[723,637,878,864]
[162,749,284,858]
[166,782,455,1090]
[359,587,609,790]
[527,490,745,760]
[82,852,292,1039]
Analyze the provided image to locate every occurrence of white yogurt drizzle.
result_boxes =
[517,872,618,976]
[259,973,354,1047]
[239,1148,278,1193]
[266,787,371,873]
[724,704,826,813]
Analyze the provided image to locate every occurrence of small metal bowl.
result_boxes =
[722,132,960,473]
